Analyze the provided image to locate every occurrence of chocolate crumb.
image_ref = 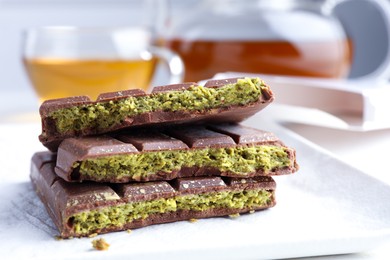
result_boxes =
[92,238,110,251]
[229,213,240,219]
[54,236,63,241]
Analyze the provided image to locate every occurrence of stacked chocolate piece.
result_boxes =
[31,77,298,238]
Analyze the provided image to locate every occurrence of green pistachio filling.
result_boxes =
[77,145,290,181]
[50,77,266,134]
[69,189,273,235]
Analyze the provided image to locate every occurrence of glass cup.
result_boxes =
[22,26,184,102]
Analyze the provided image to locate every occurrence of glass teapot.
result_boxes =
[156,0,390,82]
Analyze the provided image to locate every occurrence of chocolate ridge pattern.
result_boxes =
[55,124,298,183]
[31,151,276,238]
[38,77,274,151]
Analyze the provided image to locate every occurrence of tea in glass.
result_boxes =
[23,27,183,102]
[164,38,352,82]
[24,58,158,102]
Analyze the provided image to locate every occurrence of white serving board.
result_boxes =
[0,119,389,260]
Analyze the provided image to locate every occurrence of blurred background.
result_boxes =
[0,0,389,118]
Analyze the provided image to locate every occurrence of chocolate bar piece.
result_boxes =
[39,77,274,151]
[31,151,277,238]
[55,124,298,183]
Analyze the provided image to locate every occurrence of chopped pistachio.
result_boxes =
[50,77,265,134]
[77,145,291,181]
[92,238,110,251]
[69,189,272,235]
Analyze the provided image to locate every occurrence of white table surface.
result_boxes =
[0,91,389,259]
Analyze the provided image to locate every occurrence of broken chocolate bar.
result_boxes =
[39,77,274,151]
[31,151,277,238]
[55,124,298,183]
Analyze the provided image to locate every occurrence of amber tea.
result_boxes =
[164,39,352,82]
[23,27,183,103]
[24,58,158,102]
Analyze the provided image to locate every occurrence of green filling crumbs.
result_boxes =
[70,189,272,235]
[50,77,265,134]
[77,145,290,181]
